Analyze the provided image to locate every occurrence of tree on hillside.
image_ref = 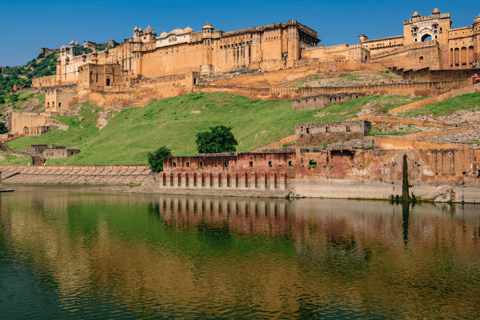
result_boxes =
[10,94,18,102]
[148,146,172,172]
[0,122,7,134]
[195,125,238,154]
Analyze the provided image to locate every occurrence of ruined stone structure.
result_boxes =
[40,48,59,56]
[23,126,51,136]
[45,88,78,116]
[292,93,364,110]
[295,121,370,145]
[160,152,294,192]
[159,142,480,202]
[6,112,47,136]
[43,147,80,159]
[23,144,80,159]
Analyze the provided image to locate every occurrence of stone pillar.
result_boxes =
[173,173,179,188]
[205,173,211,189]
[279,173,286,190]
[213,173,219,189]
[239,172,247,189]
[180,173,186,188]
[248,172,256,189]
[269,172,277,190]
[258,172,266,190]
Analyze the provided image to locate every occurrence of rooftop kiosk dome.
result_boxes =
[412,11,420,18]
[475,14,480,23]
[202,22,213,34]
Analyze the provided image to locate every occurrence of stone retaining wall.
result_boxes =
[0,165,153,185]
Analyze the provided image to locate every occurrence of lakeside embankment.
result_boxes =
[2,164,480,203]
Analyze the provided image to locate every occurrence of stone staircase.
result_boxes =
[0,141,45,166]
[0,165,154,185]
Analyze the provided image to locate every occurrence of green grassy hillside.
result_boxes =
[398,91,480,117]
[6,93,320,165]
[4,92,437,165]
[0,151,31,165]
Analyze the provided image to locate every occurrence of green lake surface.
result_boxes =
[0,186,479,319]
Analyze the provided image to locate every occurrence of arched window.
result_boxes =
[421,34,431,42]
[96,73,98,82]
[106,78,111,86]
[308,160,317,169]
[173,162,176,168]
[419,56,424,62]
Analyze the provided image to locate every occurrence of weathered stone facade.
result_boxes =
[23,144,79,159]
[295,121,370,145]
[360,10,480,70]
[292,93,364,110]
[43,148,80,159]
[23,126,51,136]
[159,143,480,202]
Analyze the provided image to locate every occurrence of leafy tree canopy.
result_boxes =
[0,122,7,134]
[148,146,172,172]
[195,125,238,154]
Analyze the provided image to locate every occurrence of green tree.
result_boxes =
[0,96,4,104]
[195,125,238,154]
[148,146,172,172]
[10,94,18,102]
[0,122,8,134]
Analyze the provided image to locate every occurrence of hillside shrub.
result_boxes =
[195,125,238,154]
[148,146,172,172]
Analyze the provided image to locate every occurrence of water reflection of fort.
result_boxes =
[155,195,480,251]
[1,191,479,318]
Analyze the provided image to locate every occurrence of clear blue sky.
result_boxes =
[1,0,477,67]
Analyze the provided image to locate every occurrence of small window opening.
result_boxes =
[249,161,253,167]
[173,162,176,167]
[288,161,293,167]
[308,160,317,169]
[268,161,273,167]
[186,162,190,168]
[199,162,203,167]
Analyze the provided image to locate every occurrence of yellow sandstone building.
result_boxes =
[24,9,480,121]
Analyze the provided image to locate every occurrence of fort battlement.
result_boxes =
[404,12,450,25]
[295,121,370,145]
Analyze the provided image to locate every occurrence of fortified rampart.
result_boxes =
[159,145,480,202]
[193,79,469,101]
[292,93,364,110]
[6,112,46,136]
[295,121,370,145]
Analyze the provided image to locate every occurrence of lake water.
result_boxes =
[1,186,479,319]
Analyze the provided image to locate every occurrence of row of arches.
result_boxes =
[161,172,285,189]
[450,46,475,67]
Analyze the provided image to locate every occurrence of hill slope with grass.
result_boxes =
[8,92,322,165]
[5,91,475,165]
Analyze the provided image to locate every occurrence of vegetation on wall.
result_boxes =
[148,146,172,172]
[196,125,238,154]
[0,52,57,96]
